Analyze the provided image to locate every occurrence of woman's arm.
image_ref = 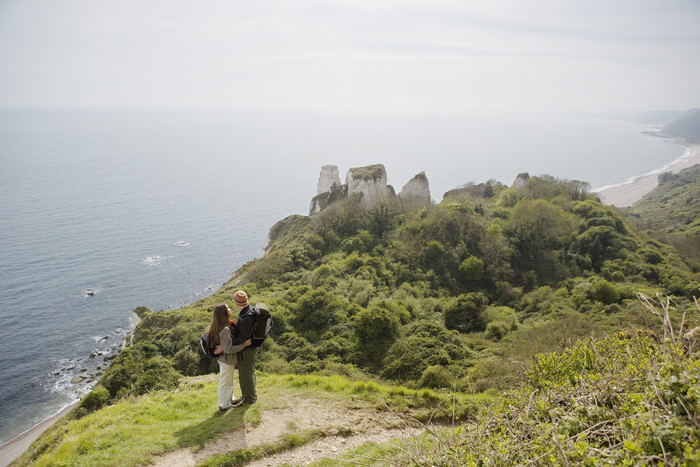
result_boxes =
[219,327,251,354]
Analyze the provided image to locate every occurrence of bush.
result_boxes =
[173,347,200,376]
[459,255,484,282]
[277,332,317,363]
[592,279,620,304]
[418,365,453,389]
[292,288,341,334]
[101,346,181,400]
[78,385,110,414]
[354,305,400,345]
[381,335,453,382]
[485,321,509,341]
[445,293,488,333]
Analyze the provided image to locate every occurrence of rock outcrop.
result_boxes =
[317,165,341,195]
[399,171,430,203]
[513,172,530,188]
[346,164,391,209]
[309,163,431,215]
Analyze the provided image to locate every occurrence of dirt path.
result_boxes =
[149,397,424,467]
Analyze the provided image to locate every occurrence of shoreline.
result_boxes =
[595,139,700,207]
[0,312,141,466]
[0,402,77,467]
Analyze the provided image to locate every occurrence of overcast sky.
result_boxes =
[1,0,699,113]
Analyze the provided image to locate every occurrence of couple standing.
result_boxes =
[206,290,258,411]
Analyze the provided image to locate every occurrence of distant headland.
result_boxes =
[596,108,700,207]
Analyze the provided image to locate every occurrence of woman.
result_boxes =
[207,302,251,411]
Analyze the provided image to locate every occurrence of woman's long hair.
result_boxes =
[206,302,230,346]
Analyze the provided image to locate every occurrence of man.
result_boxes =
[231,290,257,405]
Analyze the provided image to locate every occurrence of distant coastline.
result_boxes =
[595,139,700,207]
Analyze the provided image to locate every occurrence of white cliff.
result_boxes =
[309,163,431,214]
[399,171,430,203]
[346,164,390,209]
[317,165,341,195]
[513,172,530,188]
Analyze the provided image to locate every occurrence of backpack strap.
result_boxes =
[234,305,257,344]
[244,305,259,340]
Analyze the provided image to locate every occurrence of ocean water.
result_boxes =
[0,107,685,445]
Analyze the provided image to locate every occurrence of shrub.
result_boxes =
[277,332,317,363]
[445,293,488,333]
[458,255,484,282]
[292,288,341,333]
[418,365,453,389]
[592,279,620,304]
[354,305,400,345]
[485,321,509,341]
[101,346,181,400]
[78,385,110,414]
[173,347,200,376]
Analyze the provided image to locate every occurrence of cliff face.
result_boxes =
[513,172,530,188]
[317,165,341,195]
[399,172,430,203]
[310,165,344,215]
[346,164,391,209]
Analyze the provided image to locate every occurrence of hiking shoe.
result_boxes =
[219,405,232,412]
[231,397,243,405]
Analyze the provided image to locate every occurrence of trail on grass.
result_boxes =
[149,396,425,467]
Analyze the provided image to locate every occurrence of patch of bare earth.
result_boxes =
[149,397,424,467]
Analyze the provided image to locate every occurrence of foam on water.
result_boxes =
[141,255,172,265]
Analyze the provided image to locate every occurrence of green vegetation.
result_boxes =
[348,164,386,182]
[628,164,700,263]
[20,377,251,466]
[350,294,699,466]
[14,171,700,465]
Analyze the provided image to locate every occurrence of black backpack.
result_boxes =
[199,330,218,358]
[243,303,273,348]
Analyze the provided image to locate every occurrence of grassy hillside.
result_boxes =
[626,164,700,264]
[13,173,700,466]
[17,373,484,466]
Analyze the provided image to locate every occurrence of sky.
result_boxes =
[1,0,699,113]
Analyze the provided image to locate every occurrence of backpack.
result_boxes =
[243,303,273,348]
[199,330,218,358]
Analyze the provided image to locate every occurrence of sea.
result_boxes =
[0,107,686,446]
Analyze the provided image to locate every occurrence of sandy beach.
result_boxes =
[0,403,77,467]
[595,140,700,207]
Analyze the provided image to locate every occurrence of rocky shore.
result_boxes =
[0,310,144,466]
